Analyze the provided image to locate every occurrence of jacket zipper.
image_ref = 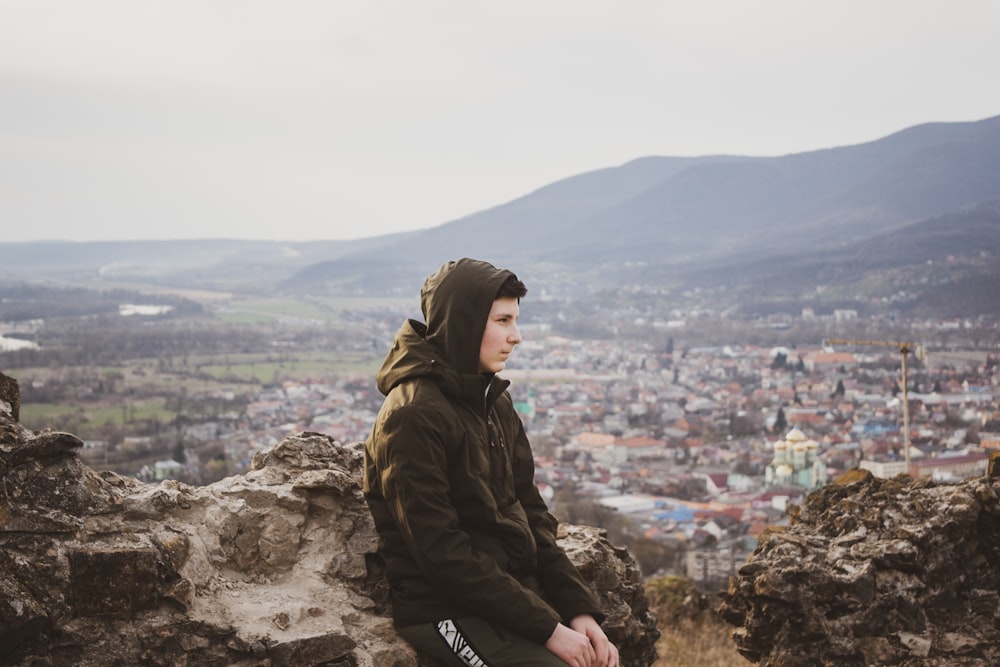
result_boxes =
[486,412,504,449]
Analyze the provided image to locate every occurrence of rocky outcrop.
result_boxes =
[0,374,658,666]
[719,463,1000,666]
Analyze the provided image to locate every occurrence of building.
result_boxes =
[979,432,1000,450]
[859,458,911,478]
[764,428,829,490]
[861,448,988,482]
[685,548,742,584]
[610,436,666,464]
[911,452,988,481]
[804,351,858,372]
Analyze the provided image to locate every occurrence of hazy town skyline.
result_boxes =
[3,0,1000,243]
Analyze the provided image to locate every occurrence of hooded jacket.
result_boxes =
[363,258,603,645]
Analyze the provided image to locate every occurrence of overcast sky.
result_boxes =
[3,0,999,243]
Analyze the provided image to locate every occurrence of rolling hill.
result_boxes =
[3,114,998,316]
[280,114,1000,314]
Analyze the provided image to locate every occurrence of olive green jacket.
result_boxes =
[363,259,603,645]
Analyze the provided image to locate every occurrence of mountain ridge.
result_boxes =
[281,114,1000,281]
[3,114,998,314]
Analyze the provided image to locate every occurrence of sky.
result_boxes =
[3,0,1000,243]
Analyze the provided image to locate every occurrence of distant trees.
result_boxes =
[0,282,203,321]
[830,379,846,399]
[773,407,787,434]
[3,317,272,368]
[628,537,682,578]
[552,483,627,542]
[201,457,230,485]
[727,411,759,437]
[552,482,683,578]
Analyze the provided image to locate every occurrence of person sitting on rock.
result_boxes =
[364,258,619,667]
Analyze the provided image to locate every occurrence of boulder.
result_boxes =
[719,461,1000,666]
[0,374,658,666]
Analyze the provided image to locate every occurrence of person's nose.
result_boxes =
[509,324,522,345]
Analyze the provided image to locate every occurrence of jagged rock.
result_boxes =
[0,379,658,666]
[0,371,19,422]
[719,460,1000,667]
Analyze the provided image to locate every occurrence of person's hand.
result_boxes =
[570,614,619,667]
[544,622,596,667]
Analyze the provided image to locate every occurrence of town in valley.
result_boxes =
[2,284,997,590]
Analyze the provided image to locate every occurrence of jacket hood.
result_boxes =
[376,258,518,394]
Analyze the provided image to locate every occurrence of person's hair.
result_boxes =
[496,274,527,300]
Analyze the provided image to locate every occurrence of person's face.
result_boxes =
[479,297,522,373]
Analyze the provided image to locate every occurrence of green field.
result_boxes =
[193,350,379,382]
[19,400,174,435]
[2,293,397,440]
[12,350,378,436]
[213,296,416,325]
[198,352,380,382]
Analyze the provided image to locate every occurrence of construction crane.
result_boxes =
[823,339,926,474]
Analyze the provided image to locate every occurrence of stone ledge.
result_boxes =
[0,378,659,666]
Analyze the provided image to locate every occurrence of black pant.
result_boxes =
[398,617,567,667]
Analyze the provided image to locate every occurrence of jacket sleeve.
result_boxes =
[375,402,563,644]
[506,403,606,624]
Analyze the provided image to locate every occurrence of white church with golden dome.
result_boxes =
[765,428,829,489]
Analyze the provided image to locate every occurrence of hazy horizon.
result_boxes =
[4,0,1000,243]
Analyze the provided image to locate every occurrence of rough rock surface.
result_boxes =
[719,463,1000,667]
[0,374,658,666]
